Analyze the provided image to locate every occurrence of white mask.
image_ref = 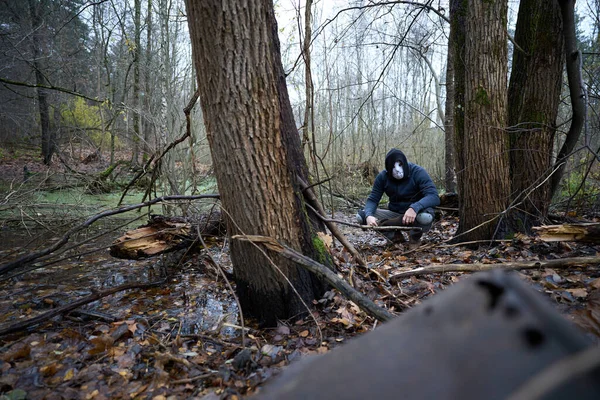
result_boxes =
[392,161,404,179]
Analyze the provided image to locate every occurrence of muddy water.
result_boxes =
[0,227,240,338]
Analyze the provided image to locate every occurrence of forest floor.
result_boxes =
[1,152,600,399]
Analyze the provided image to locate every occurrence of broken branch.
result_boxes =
[389,256,600,283]
[533,223,600,243]
[0,279,165,337]
[0,194,220,275]
[298,177,367,267]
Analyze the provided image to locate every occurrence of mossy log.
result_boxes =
[533,223,600,243]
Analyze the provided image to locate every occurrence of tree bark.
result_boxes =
[455,0,510,241]
[451,0,467,216]
[444,14,456,194]
[550,0,587,198]
[185,0,330,326]
[508,0,563,231]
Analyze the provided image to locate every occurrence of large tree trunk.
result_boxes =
[508,0,563,232]
[456,0,510,241]
[27,0,54,165]
[185,0,329,326]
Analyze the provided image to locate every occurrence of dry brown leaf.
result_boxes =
[88,334,114,355]
[317,232,333,248]
[63,368,75,381]
[567,288,588,298]
[2,342,30,362]
[127,322,137,334]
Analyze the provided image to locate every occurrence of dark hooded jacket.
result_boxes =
[364,149,440,217]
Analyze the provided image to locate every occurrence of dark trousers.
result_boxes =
[356,208,435,241]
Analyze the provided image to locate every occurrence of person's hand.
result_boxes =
[366,216,378,226]
[402,208,417,225]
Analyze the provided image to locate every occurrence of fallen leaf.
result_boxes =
[299,330,310,338]
[317,232,333,248]
[567,288,588,298]
[261,344,283,359]
[276,325,290,335]
[40,364,61,377]
[127,322,137,334]
[88,334,114,355]
[2,342,30,362]
[63,368,75,381]
[590,278,600,289]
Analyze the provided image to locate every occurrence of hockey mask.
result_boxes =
[392,161,404,180]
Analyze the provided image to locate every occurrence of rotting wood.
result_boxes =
[233,234,395,322]
[110,215,193,259]
[388,256,600,283]
[533,223,600,243]
[0,279,165,337]
[110,213,225,260]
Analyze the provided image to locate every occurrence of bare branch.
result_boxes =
[389,256,600,282]
[0,194,219,276]
[0,76,106,103]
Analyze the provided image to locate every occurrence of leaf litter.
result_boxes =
[0,212,599,398]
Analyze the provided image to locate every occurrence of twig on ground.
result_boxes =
[299,176,367,268]
[0,279,166,337]
[389,256,600,283]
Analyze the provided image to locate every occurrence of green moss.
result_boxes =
[312,235,329,265]
[475,86,491,106]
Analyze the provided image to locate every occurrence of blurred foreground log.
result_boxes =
[534,223,600,243]
[256,270,600,400]
[110,213,225,259]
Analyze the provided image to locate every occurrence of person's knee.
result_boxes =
[356,209,366,224]
[416,211,433,225]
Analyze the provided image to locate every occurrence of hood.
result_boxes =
[385,148,409,180]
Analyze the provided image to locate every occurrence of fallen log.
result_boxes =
[389,256,600,283]
[256,270,600,400]
[110,213,225,259]
[533,223,600,243]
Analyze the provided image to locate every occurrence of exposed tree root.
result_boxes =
[233,234,396,322]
